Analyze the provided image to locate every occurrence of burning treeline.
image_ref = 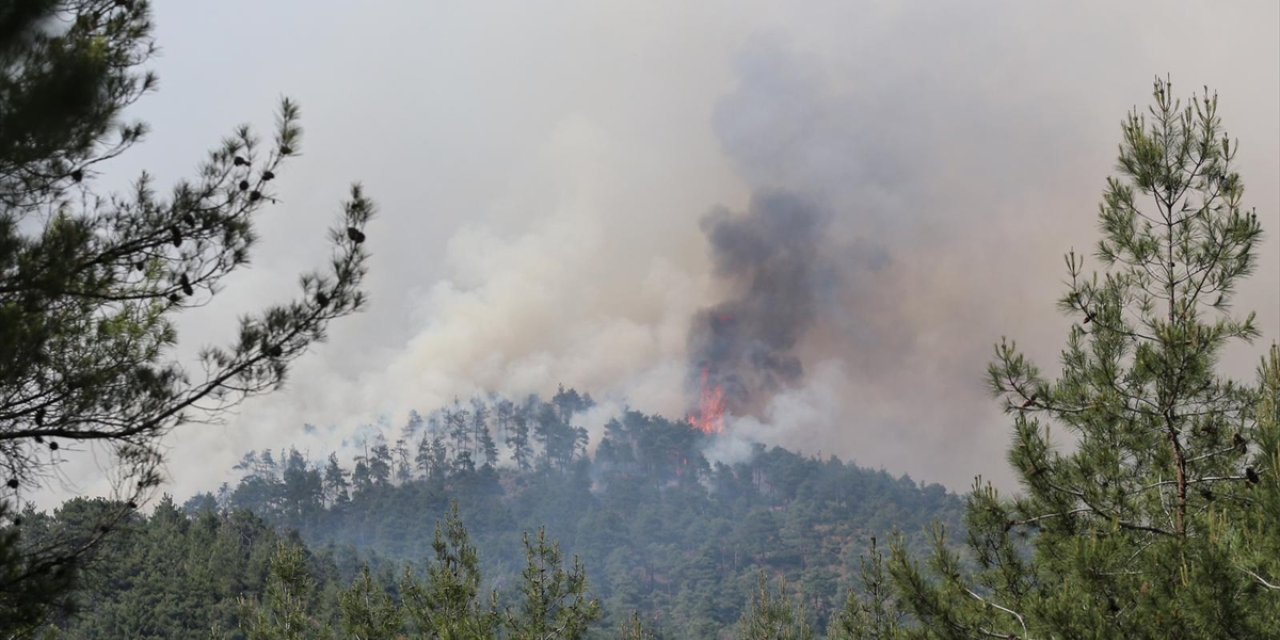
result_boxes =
[686,191,834,433]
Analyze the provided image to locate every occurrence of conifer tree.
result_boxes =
[494,398,514,444]
[430,436,449,479]
[470,398,490,457]
[505,527,601,640]
[350,458,372,495]
[393,437,412,484]
[888,79,1275,638]
[0,0,372,629]
[323,453,350,507]
[736,573,813,640]
[479,422,499,469]
[400,504,501,638]
[239,543,333,640]
[367,436,393,486]
[339,565,401,640]
[1236,345,1280,623]
[507,403,534,472]
[828,538,902,639]
[618,611,660,640]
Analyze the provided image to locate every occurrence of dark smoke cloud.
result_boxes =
[687,39,904,419]
[45,1,1270,504]
[694,20,1275,489]
[688,192,835,413]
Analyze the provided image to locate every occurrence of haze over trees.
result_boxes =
[0,0,372,630]
[209,393,959,636]
[2,1,1277,639]
[26,393,962,638]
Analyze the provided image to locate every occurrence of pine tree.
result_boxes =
[399,504,500,638]
[239,543,333,640]
[507,402,534,472]
[828,538,902,639]
[367,435,392,486]
[478,423,499,470]
[505,528,601,640]
[392,437,412,484]
[1235,345,1280,623]
[430,436,449,479]
[351,458,372,495]
[280,448,321,523]
[736,573,813,640]
[888,78,1274,638]
[494,398,514,444]
[235,451,262,477]
[414,433,434,479]
[257,451,280,481]
[403,409,425,440]
[618,611,660,640]
[323,453,350,507]
[339,565,401,640]
[533,400,582,471]
[446,402,472,460]
[0,1,372,629]
[469,398,490,458]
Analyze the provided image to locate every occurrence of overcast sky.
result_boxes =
[47,0,1280,503]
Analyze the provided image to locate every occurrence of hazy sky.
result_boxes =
[48,1,1279,502]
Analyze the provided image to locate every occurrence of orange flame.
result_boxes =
[689,368,726,434]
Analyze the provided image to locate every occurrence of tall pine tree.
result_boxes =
[889,78,1275,638]
[0,0,372,630]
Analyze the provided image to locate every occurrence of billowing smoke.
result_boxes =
[687,192,833,416]
[39,1,1273,506]
[684,39,908,427]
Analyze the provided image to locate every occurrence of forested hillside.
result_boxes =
[215,389,963,635]
[36,389,964,638]
[8,2,1275,638]
[32,498,600,639]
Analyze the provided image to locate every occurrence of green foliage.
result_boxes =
[1,0,372,632]
[0,0,154,182]
[239,543,333,640]
[26,500,339,639]
[886,78,1276,638]
[25,406,960,638]
[399,504,500,638]
[737,573,814,640]
[337,566,399,640]
[505,528,600,640]
[223,401,962,635]
[0,499,135,638]
[35,498,613,639]
[618,611,660,640]
[1233,345,1280,620]
[828,538,902,639]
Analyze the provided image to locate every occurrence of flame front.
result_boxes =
[689,368,726,434]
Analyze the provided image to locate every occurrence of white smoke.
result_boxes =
[38,1,1277,506]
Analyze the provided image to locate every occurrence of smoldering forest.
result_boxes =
[11,1,1279,637]
[48,2,1268,503]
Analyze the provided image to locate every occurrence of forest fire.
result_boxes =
[688,368,727,434]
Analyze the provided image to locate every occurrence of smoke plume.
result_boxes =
[39,1,1274,506]
[688,192,834,415]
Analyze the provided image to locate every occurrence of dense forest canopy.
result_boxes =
[184,389,960,637]
[20,389,964,638]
